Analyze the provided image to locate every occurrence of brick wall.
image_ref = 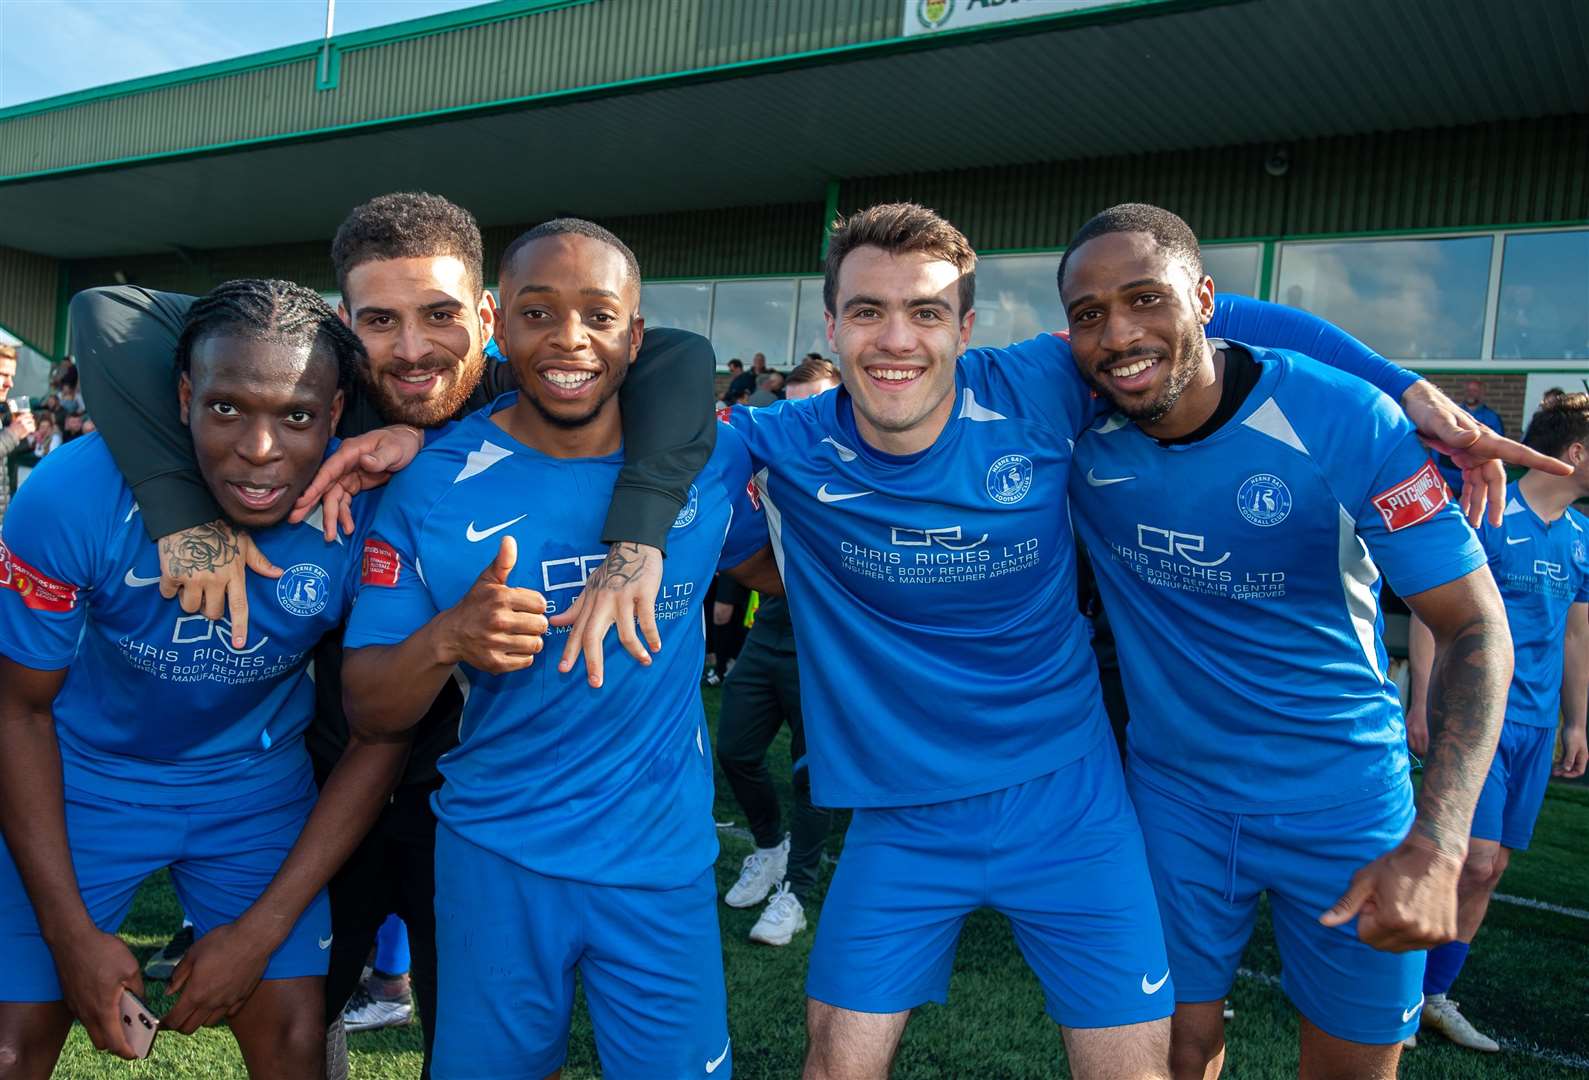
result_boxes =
[1421,373,1530,436]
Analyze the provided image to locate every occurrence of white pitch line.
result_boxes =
[1235,968,1589,1072]
[1492,892,1589,920]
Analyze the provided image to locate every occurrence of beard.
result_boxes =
[1085,322,1209,425]
[361,354,486,429]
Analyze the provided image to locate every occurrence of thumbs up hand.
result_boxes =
[438,535,549,674]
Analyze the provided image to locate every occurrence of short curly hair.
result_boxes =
[331,192,484,299]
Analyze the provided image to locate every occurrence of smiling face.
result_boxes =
[180,335,344,529]
[495,232,642,441]
[341,255,494,428]
[826,245,973,455]
[1061,230,1215,429]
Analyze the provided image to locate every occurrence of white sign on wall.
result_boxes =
[902,0,1138,37]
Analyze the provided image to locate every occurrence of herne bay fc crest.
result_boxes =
[917,0,954,31]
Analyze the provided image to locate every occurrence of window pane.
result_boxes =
[1202,244,1260,298]
[1275,236,1492,359]
[970,253,1067,348]
[710,280,795,369]
[641,281,712,341]
[1493,231,1589,360]
[792,279,833,362]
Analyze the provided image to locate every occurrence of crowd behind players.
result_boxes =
[0,346,95,525]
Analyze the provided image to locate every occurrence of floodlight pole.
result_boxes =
[319,0,337,85]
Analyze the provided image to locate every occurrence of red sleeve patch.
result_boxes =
[1371,460,1451,532]
[0,538,80,612]
[746,478,762,511]
[715,406,733,423]
[361,538,401,587]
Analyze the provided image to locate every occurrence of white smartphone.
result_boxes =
[118,987,159,1060]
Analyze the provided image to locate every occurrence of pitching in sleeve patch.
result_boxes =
[361,538,401,587]
[0,538,80,612]
[1372,460,1451,532]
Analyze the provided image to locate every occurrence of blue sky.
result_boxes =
[0,0,487,108]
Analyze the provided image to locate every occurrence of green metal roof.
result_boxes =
[0,0,1583,261]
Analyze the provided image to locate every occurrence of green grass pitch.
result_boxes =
[50,687,1589,1077]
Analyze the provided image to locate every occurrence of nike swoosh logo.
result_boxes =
[706,1038,730,1073]
[466,514,527,543]
[1141,970,1170,995]
[1506,536,1531,545]
[1086,468,1135,487]
[1402,996,1424,1023]
[816,484,873,504]
[318,936,333,950]
[124,569,162,588]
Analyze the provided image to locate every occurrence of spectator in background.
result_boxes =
[60,414,85,444]
[0,344,37,524]
[30,414,61,457]
[50,355,77,394]
[747,371,785,407]
[56,383,85,417]
[727,357,758,403]
[1439,379,1506,492]
[717,357,841,947]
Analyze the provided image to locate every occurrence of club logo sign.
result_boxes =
[916,0,954,31]
[1237,473,1292,527]
[277,562,331,617]
[987,454,1034,504]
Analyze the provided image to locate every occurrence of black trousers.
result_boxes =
[716,628,834,900]
[315,765,441,1078]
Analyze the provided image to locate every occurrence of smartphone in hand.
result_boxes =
[118,987,159,1059]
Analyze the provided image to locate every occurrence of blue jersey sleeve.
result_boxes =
[343,483,440,650]
[1211,295,1419,400]
[714,425,768,571]
[1337,404,1486,598]
[960,333,1096,441]
[0,454,111,670]
[1475,517,1507,568]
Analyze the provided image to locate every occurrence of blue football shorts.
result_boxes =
[0,768,330,1002]
[806,734,1173,1029]
[1471,721,1557,851]
[1127,768,1423,1045]
[431,825,731,1080]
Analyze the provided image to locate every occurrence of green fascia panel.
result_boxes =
[0,0,1244,184]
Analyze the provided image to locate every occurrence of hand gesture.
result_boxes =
[289,425,424,541]
[162,922,273,1034]
[55,929,145,1058]
[548,542,663,689]
[1320,834,1463,951]
[157,521,283,649]
[441,536,548,674]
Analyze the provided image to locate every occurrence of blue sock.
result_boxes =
[373,914,410,978]
[1423,940,1469,996]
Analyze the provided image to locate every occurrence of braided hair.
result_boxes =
[175,278,364,391]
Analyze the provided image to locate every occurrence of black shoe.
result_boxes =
[143,924,195,980]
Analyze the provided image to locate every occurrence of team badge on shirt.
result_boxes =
[1371,460,1450,532]
[0,537,79,612]
[277,562,332,617]
[987,454,1034,505]
[1237,473,1293,527]
[672,485,700,529]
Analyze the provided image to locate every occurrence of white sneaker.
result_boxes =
[725,835,789,908]
[342,987,414,1032]
[749,883,807,946]
[1421,996,1499,1052]
[1402,1034,1417,1050]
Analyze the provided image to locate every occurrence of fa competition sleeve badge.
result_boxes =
[0,538,79,612]
[361,538,401,587]
[1371,461,1451,532]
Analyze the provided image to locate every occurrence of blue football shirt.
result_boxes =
[1070,345,1487,813]
[729,297,1417,810]
[1480,485,1589,729]
[0,435,371,803]
[342,397,766,889]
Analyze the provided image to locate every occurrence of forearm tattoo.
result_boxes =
[1418,616,1507,856]
[158,521,240,579]
[592,542,655,593]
